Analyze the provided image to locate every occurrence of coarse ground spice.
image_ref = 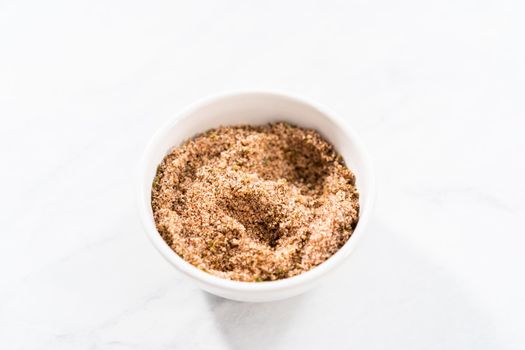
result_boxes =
[151,122,359,282]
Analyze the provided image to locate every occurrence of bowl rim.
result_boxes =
[137,90,375,293]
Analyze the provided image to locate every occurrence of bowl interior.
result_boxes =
[139,92,373,298]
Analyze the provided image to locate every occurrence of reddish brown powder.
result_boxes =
[151,122,359,282]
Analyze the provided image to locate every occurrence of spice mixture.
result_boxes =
[151,122,359,282]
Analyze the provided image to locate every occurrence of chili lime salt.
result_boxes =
[151,122,359,282]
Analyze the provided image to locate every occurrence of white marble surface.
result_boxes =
[1,0,524,348]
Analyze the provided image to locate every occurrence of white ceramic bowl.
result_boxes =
[138,92,374,302]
